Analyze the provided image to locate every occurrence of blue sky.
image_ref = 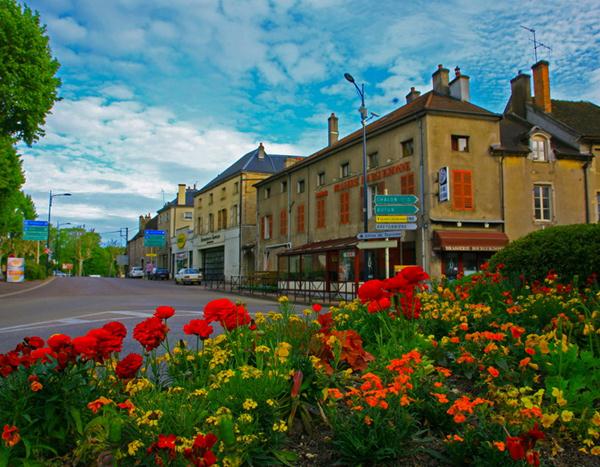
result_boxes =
[19,0,600,243]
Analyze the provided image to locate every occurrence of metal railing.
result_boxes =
[200,273,358,304]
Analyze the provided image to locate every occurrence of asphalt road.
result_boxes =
[0,277,282,354]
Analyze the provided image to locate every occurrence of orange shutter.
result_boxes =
[340,192,350,224]
[452,170,473,210]
[297,204,305,232]
[268,215,273,238]
[280,209,287,236]
[316,198,326,228]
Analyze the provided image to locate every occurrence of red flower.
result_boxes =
[183,319,214,339]
[115,353,143,380]
[312,303,323,312]
[184,432,218,466]
[2,424,20,447]
[154,306,175,320]
[367,297,391,313]
[87,327,123,359]
[47,334,72,351]
[29,347,56,363]
[133,317,169,352]
[487,366,500,378]
[398,265,430,284]
[103,321,127,338]
[220,305,252,331]
[24,336,45,349]
[317,312,334,333]
[357,279,388,303]
[203,298,236,323]
[291,370,303,398]
[117,399,136,415]
[72,335,98,360]
[148,434,178,462]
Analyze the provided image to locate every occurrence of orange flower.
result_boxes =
[459,323,469,331]
[2,425,20,447]
[453,413,467,423]
[363,415,373,425]
[400,395,412,406]
[493,441,506,451]
[449,337,460,344]
[326,388,345,400]
[87,396,113,414]
[484,343,498,354]
[519,357,531,368]
[30,381,43,392]
[457,353,476,364]
[487,366,500,378]
[117,399,136,415]
[431,392,449,404]
[433,381,443,388]
[525,347,536,355]
[435,366,452,377]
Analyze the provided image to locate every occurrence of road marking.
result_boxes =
[0,277,55,298]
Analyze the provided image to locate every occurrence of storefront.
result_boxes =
[433,230,509,279]
[171,230,194,275]
[202,246,225,280]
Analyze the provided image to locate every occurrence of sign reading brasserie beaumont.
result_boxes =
[333,162,411,192]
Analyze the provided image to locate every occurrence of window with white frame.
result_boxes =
[264,187,271,199]
[297,179,305,193]
[340,162,350,178]
[531,135,549,161]
[183,211,192,220]
[317,171,325,186]
[533,184,552,221]
[231,204,238,226]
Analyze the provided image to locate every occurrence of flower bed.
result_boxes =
[1,267,599,465]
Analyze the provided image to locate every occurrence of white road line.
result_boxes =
[0,277,55,298]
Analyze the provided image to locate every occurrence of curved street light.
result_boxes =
[47,191,72,268]
[344,72,369,281]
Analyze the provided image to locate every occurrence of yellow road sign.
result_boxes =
[146,253,157,257]
[376,215,411,223]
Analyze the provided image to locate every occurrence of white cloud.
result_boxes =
[46,16,87,43]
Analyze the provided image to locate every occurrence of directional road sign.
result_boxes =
[375,223,418,231]
[144,229,166,247]
[23,220,49,241]
[357,240,398,250]
[376,214,419,223]
[375,204,419,215]
[375,194,418,205]
[357,231,405,240]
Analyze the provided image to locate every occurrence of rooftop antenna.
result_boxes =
[520,25,552,63]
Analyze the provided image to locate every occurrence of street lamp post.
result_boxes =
[344,72,369,281]
[47,191,72,269]
[56,222,72,270]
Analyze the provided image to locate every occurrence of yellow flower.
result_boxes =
[168,386,184,394]
[591,446,600,456]
[275,342,292,363]
[561,410,574,422]
[277,296,289,303]
[266,399,276,407]
[541,413,559,428]
[591,411,600,427]
[255,345,270,353]
[190,389,208,398]
[238,413,253,424]
[272,420,288,432]
[243,399,258,410]
[136,410,163,427]
[127,440,143,456]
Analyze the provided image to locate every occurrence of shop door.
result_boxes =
[203,247,225,280]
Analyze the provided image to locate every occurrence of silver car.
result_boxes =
[128,266,144,278]
[175,267,203,285]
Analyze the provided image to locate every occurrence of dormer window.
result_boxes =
[531,135,549,161]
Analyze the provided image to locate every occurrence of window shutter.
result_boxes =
[260,216,265,239]
[452,170,473,210]
[463,171,473,209]
[451,137,458,151]
[268,215,273,238]
[280,209,287,236]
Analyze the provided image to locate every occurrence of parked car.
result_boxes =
[52,270,67,277]
[128,266,144,278]
[150,268,169,280]
[174,268,203,285]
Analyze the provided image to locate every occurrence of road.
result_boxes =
[0,277,282,353]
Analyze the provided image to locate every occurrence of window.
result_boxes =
[281,180,287,193]
[402,139,414,157]
[451,135,469,152]
[231,204,238,226]
[221,187,226,199]
[400,172,415,194]
[280,208,287,236]
[531,135,548,161]
[317,171,325,186]
[196,216,203,234]
[296,204,305,232]
[451,170,473,210]
[264,187,271,199]
[533,184,552,221]
[233,182,239,194]
[340,162,350,178]
[209,193,214,205]
[217,209,227,230]
[316,197,326,228]
[183,211,193,220]
[340,192,350,224]
[262,215,272,240]
[368,152,379,169]
[208,213,214,232]
[297,179,305,193]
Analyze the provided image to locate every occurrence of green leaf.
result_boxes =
[273,450,299,466]
[69,407,83,435]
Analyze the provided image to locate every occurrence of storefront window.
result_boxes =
[289,255,300,280]
[339,250,355,282]
[462,252,478,276]
[444,252,459,280]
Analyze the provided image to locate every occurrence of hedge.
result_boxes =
[489,224,600,283]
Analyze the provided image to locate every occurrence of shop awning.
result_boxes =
[280,237,358,256]
[433,230,509,251]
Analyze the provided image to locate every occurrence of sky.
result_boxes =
[19,0,600,244]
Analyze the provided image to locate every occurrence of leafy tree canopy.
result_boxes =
[0,0,61,145]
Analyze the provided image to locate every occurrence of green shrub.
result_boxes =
[24,259,47,280]
[489,224,600,282]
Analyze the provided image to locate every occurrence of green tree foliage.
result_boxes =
[489,224,600,282]
[0,0,61,145]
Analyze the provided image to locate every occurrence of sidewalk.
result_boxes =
[0,277,54,298]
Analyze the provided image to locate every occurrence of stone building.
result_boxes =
[126,213,157,271]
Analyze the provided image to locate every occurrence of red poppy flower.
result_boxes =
[47,334,72,351]
[184,432,218,466]
[183,319,214,339]
[154,306,175,320]
[72,335,98,360]
[220,305,252,331]
[87,328,123,359]
[133,317,169,352]
[2,425,20,447]
[312,303,322,312]
[506,436,526,460]
[203,298,236,323]
[398,265,430,284]
[357,279,388,303]
[29,347,56,363]
[317,312,334,333]
[24,336,45,349]
[103,321,127,338]
[115,353,143,380]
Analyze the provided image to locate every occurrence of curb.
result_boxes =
[0,277,55,299]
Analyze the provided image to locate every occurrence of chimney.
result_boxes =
[509,72,532,118]
[432,64,450,95]
[177,183,186,205]
[532,60,551,113]
[405,87,421,104]
[139,215,145,231]
[257,142,266,159]
[449,66,470,102]
[328,113,339,146]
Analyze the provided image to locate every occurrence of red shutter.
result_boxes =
[451,136,458,151]
[280,209,287,237]
[268,215,273,238]
[452,170,473,210]
[340,192,350,224]
[297,204,305,232]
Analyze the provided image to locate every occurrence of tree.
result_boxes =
[0,0,61,145]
